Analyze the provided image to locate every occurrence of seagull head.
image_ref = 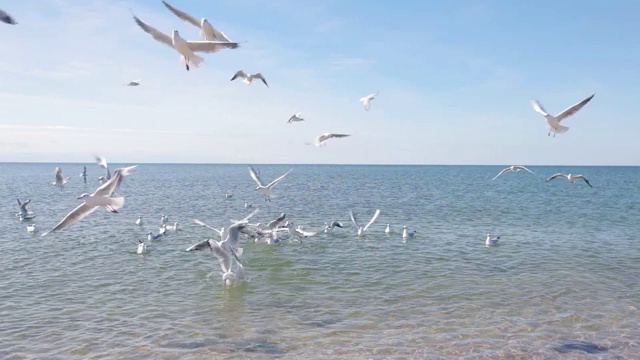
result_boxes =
[77,193,91,200]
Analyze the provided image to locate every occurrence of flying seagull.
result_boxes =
[80,166,87,183]
[313,133,350,147]
[546,173,593,188]
[125,80,141,86]
[161,1,232,42]
[16,198,35,219]
[531,94,595,137]
[349,209,381,237]
[287,113,304,123]
[51,167,70,189]
[0,9,16,25]
[41,170,128,237]
[230,70,268,87]
[492,165,535,180]
[360,92,378,111]
[248,166,292,202]
[132,14,239,71]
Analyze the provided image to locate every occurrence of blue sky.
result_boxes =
[1,0,639,165]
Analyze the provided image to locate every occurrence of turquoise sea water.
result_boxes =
[1,163,639,359]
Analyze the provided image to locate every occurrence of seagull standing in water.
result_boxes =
[349,209,381,237]
[531,94,595,137]
[248,166,292,201]
[360,92,378,111]
[132,15,239,71]
[546,173,593,188]
[230,70,269,87]
[486,234,500,247]
[51,167,70,189]
[41,169,131,237]
[492,165,535,180]
[161,0,233,42]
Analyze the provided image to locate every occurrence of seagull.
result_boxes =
[287,113,304,123]
[0,9,16,25]
[531,94,595,137]
[546,173,593,188]
[486,234,500,247]
[94,154,111,180]
[324,221,344,233]
[266,213,286,230]
[230,70,269,87]
[402,226,416,239]
[161,1,233,42]
[147,231,162,241]
[27,224,37,234]
[385,224,391,235]
[16,198,34,219]
[313,133,350,147]
[492,165,535,180]
[41,170,128,237]
[132,15,239,71]
[244,201,252,209]
[225,192,233,199]
[98,176,107,185]
[135,216,143,226]
[287,223,317,240]
[349,209,381,237]
[80,166,87,183]
[136,239,148,254]
[125,80,141,86]
[359,92,378,111]
[51,167,70,189]
[165,222,179,232]
[248,166,292,202]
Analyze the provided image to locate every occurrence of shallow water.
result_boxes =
[1,163,639,359]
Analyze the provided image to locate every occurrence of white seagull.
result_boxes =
[385,224,391,235]
[51,167,70,189]
[313,133,350,147]
[27,224,37,234]
[531,94,595,137]
[349,209,381,237]
[135,216,143,226]
[1,9,16,25]
[133,15,239,71]
[359,92,378,111]
[546,173,593,188]
[486,234,500,247]
[16,198,35,219]
[41,170,128,237]
[136,239,148,254]
[162,1,233,42]
[402,226,416,239]
[230,70,269,87]
[287,113,304,123]
[492,165,535,180]
[94,154,111,180]
[248,166,292,201]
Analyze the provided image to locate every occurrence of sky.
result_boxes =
[1,0,639,165]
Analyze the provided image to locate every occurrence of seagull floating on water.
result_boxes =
[531,94,595,137]
[385,224,391,235]
[287,113,304,123]
[492,165,535,180]
[360,92,378,111]
[162,0,233,42]
[350,209,381,237]
[147,231,162,241]
[313,133,350,147]
[136,239,148,254]
[402,226,416,239]
[132,14,238,71]
[51,167,70,189]
[248,166,292,202]
[231,70,269,87]
[486,234,500,247]
[546,173,593,188]
[1,9,16,25]
[27,224,37,234]
[135,216,143,226]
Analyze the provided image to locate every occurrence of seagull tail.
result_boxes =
[108,197,126,211]
[182,54,204,68]
[554,125,569,134]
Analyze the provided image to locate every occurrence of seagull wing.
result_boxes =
[192,219,223,235]
[516,165,535,174]
[531,100,549,117]
[132,15,173,48]
[186,40,238,53]
[363,209,380,231]
[231,70,247,81]
[41,203,97,237]
[185,239,212,251]
[55,167,64,183]
[265,168,292,189]
[161,1,201,28]
[94,154,108,169]
[575,175,593,188]
[209,241,232,273]
[16,198,22,208]
[253,73,269,87]
[314,134,329,146]
[492,167,511,180]
[93,171,122,197]
[248,165,265,187]
[349,210,360,228]
[555,94,595,122]
[546,173,568,182]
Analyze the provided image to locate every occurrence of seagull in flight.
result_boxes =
[350,209,381,237]
[1,9,16,25]
[360,92,378,111]
[248,166,292,201]
[125,80,141,86]
[95,154,111,180]
[531,94,595,137]
[231,70,269,87]
[41,170,129,237]
[287,113,304,123]
[546,173,593,188]
[80,165,87,184]
[16,199,35,220]
[51,167,70,189]
[313,133,350,147]
[324,221,344,233]
[132,14,239,71]
[161,1,233,42]
[402,226,416,239]
[492,165,535,180]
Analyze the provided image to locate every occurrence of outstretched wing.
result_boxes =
[516,165,535,174]
[185,239,212,251]
[41,203,97,237]
[555,93,595,122]
[162,1,201,28]
[492,167,511,180]
[531,100,549,116]
[253,73,269,87]
[248,165,264,187]
[187,40,238,53]
[132,15,173,48]
[192,219,222,235]
[265,169,292,189]
[231,70,247,81]
[93,171,123,197]
[546,173,567,182]
[363,209,380,231]
[349,210,360,228]
[576,175,593,188]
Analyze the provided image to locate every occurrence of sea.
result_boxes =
[1,163,639,359]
